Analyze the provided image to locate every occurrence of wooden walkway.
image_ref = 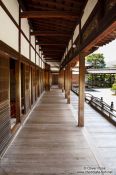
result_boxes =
[71,92,116,175]
[0,88,116,174]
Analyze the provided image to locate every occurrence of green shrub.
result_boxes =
[112,83,116,95]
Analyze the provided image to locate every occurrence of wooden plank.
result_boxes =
[20,11,79,19]
[30,31,71,37]
[0,52,11,156]
[71,91,116,173]
[36,43,66,46]
[1,88,101,174]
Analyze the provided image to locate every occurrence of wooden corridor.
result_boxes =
[0,88,116,175]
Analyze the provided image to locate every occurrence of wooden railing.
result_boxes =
[71,87,116,125]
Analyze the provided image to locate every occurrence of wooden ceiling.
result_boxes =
[18,0,87,63]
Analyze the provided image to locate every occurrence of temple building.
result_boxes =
[0,0,116,174]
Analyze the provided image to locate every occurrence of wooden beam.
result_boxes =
[44,53,61,55]
[15,60,21,124]
[39,49,64,51]
[46,60,60,62]
[45,58,60,60]
[29,0,81,11]
[43,51,63,53]
[36,43,66,46]
[30,31,71,37]
[20,11,78,19]
[67,64,71,104]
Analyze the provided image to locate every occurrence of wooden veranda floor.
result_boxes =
[0,88,116,175]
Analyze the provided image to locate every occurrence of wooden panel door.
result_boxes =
[25,64,30,113]
[0,52,11,155]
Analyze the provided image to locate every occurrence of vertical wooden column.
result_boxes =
[15,61,21,123]
[15,5,21,123]
[35,42,37,100]
[45,63,50,91]
[64,67,67,98]
[29,28,32,108]
[60,70,64,92]
[78,52,85,127]
[59,71,62,89]
[29,65,32,109]
[67,64,71,104]
[62,69,65,92]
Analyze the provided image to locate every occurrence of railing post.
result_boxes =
[110,102,114,111]
[101,97,103,101]
[100,97,104,110]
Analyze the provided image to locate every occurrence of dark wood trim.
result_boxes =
[36,43,66,46]
[61,1,116,69]
[18,5,21,54]
[29,28,31,60]
[0,40,20,60]
[20,11,79,19]
[0,40,42,69]
[30,31,71,37]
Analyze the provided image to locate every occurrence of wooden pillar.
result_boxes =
[67,64,71,104]
[45,63,50,91]
[29,65,32,109]
[15,5,21,123]
[15,61,21,123]
[58,71,61,89]
[62,70,65,92]
[78,52,85,127]
[65,67,67,99]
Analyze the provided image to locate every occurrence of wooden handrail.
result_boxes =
[71,87,116,123]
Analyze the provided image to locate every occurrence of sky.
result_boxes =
[93,39,116,67]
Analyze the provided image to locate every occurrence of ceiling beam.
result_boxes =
[36,43,66,46]
[45,60,60,62]
[30,31,71,37]
[43,50,64,52]
[29,1,81,11]
[20,11,78,20]
[39,49,64,51]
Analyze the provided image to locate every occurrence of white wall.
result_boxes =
[0,6,18,51]
[0,0,44,66]
[73,25,79,42]
[21,19,29,39]
[31,36,35,48]
[2,0,19,23]
[31,47,35,63]
[21,34,29,58]
[21,18,30,58]
[36,54,39,66]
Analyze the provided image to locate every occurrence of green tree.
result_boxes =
[112,83,116,95]
[86,53,106,68]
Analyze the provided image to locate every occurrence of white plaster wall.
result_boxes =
[68,40,72,51]
[40,59,42,68]
[21,34,29,58]
[73,25,79,42]
[21,19,29,39]
[81,0,98,28]
[36,54,39,66]
[0,6,18,51]
[31,47,35,63]
[31,36,35,48]
[42,61,44,69]
[2,0,19,23]
[21,18,30,58]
